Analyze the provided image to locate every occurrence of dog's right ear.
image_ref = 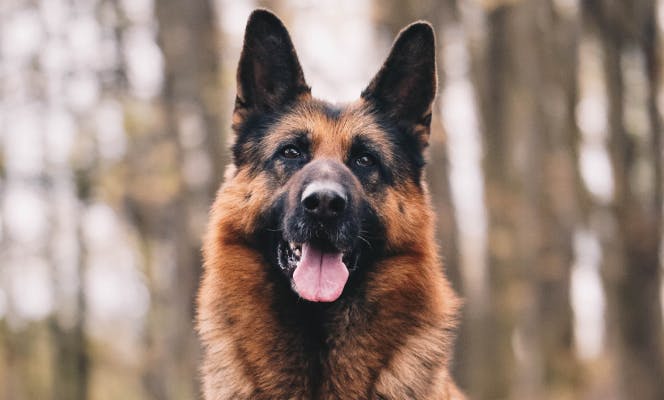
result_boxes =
[361,22,437,150]
[234,10,311,124]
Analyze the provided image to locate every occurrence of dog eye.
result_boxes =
[281,145,302,159]
[355,154,376,167]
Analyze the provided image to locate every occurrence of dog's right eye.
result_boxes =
[280,145,302,159]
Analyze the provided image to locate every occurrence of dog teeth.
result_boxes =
[287,242,302,259]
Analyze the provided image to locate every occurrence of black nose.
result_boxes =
[301,182,347,219]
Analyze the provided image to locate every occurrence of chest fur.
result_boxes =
[200,292,451,400]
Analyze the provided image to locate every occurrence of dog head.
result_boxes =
[220,9,437,302]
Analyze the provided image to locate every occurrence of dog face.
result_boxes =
[224,10,437,302]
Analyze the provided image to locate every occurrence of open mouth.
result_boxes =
[278,240,358,302]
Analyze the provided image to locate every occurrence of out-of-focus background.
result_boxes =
[0,0,663,399]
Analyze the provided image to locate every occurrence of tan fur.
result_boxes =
[198,10,462,397]
[198,217,461,399]
[197,98,463,399]
[255,101,395,167]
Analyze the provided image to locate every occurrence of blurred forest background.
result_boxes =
[1,0,663,399]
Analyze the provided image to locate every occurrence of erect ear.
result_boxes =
[234,9,311,122]
[361,22,437,148]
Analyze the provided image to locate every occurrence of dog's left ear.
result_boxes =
[362,22,437,148]
[234,9,311,123]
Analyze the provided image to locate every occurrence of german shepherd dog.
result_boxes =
[197,9,463,400]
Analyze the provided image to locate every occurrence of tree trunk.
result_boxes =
[50,214,89,400]
[136,0,223,399]
[467,1,582,398]
[583,1,664,398]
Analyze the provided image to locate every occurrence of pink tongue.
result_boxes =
[292,243,349,302]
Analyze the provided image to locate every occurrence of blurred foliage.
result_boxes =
[0,0,663,399]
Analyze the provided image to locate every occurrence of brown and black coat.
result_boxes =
[197,9,463,400]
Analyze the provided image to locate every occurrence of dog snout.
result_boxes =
[301,181,347,219]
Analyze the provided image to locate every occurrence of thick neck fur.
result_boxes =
[197,176,460,400]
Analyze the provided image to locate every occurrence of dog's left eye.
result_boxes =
[281,145,302,159]
[354,154,376,168]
